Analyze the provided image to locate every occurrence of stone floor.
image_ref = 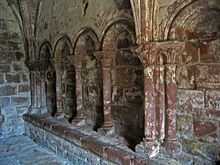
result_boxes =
[0,135,71,165]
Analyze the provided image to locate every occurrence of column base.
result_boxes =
[98,121,113,135]
[28,106,41,115]
[72,112,86,127]
[54,112,65,119]
[164,140,182,156]
[136,140,182,159]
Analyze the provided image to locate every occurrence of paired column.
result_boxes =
[28,61,47,115]
[139,43,180,155]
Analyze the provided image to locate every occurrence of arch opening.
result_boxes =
[102,21,144,150]
[39,43,57,116]
[54,38,76,122]
[74,29,103,131]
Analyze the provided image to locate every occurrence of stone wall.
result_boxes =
[1,0,220,164]
[177,89,220,162]
[0,0,30,138]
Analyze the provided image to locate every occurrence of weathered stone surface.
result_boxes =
[0,97,10,108]
[195,64,220,89]
[11,97,30,106]
[0,135,71,165]
[0,74,4,84]
[5,73,20,83]
[0,0,30,138]
[205,90,220,110]
[18,84,30,93]
[0,64,10,72]
[177,114,193,139]
[194,121,217,138]
[0,85,16,96]
[21,73,29,82]
[177,90,205,114]
[13,63,23,71]
[1,0,220,164]
[24,114,149,165]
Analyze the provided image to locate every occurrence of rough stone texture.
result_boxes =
[1,0,220,164]
[0,135,71,165]
[23,114,148,165]
[0,0,30,138]
[177,89,220,164]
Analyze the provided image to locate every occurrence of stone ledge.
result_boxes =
[23,114,148,165]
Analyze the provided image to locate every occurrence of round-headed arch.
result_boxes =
[53,34,73,58]
[100,18,136,51]
[73,27,100,55]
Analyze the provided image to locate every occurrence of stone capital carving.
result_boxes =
[135,42,186,67]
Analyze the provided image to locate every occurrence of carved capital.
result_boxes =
[135,42,186,67]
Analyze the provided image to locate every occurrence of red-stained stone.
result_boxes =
[166,65,177,140]
[194,121,217,137]
[185,41,199,64]
[100,51,114,129]
[204,109,220,119]
[177,90,205,113]
[205,90,220,110]
[81,137,104,156]
[195,64,220,89]
[63,128,84,143]
[103,146,132,165]
[199,42,211,62]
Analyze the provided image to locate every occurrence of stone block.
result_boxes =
[0,51,14,64]
[200,39,220,63]
[6,73,20,83]
[184,41,199,64]
[0,73,4,84]
[177,89,204,114]
[0,64,10,72]
[177,114,193,139]
[0,85,16,96]
[13,63,23,71]
[15,51,24,61]
[176,65,196,89]
[81,136,104,156]
[0,114,4,126]
[18,84,30,93]
[195,64,220,89]
[16,106,28,117]
[22,73,29,82]
[103,146,136,165]
[0,97,10,108]
[11,97,29,106]
[205,90,220,110]
[193,121,217,137]
[205,109,220,120]
[7,40,19,50]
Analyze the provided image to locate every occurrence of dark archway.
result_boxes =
[102,20,145,150]
[53,36,76,122]
[39,42,57,116]
[74,28,103,130]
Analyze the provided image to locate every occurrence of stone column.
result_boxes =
[40,70,47,114]
[142,52,166,151]
[28,61,47,115]
[70,52,85,125]
[137,42,180,156]
[95,51,113,130]
[164,64,179,153]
